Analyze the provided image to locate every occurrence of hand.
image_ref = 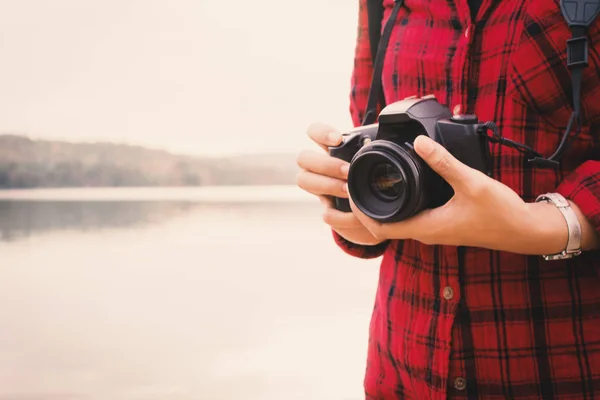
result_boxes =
[296,122,385,246]
[349,135,581,255]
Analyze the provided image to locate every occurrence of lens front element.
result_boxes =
[369,163,404,201]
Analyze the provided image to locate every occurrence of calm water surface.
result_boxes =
[0,186,380,400]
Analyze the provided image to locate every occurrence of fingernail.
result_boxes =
[343,183,348,193]
[415,135,435,156]
[341,164,349,177]
[328,132,341,145]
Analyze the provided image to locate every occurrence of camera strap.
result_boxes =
[362,0,404,126]
[362,0,600,168]
[529,0,600,167]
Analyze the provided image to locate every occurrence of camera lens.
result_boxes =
[368,163,404,200]
[347,141,439,223]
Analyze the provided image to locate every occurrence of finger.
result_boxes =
[296,170,348,198]
[349,196,422,240]
[306,122,343,151]
[348,197,387,235]
[413,135,471,189]
[296,149,349,180]
[322,207,363,229]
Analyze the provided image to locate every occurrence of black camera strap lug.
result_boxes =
[480,121,543,158]
[529,0,600,168]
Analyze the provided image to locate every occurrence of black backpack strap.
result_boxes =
[530,0,600,167]
[362,0,404,126]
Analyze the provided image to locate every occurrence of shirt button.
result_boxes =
[443,286,454,300]
[454,377,467,391]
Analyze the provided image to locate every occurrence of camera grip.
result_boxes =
[334,197,351,213]
[328,144,354,213]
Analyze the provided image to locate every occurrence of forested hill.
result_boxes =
[0,135,299,188]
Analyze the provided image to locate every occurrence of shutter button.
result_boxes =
[450,114,479,124]
[454,377,467,391]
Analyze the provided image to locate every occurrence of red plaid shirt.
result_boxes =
[334,0,600,398]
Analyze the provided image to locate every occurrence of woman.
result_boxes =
[296,0,600,398]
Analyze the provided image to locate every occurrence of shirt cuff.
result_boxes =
[332,230,390,259]
[555,160,600,236]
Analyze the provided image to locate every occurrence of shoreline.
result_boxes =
[0,185,315,202]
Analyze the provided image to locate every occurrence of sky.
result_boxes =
[0,0,359,156]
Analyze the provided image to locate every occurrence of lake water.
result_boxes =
[0,186,380,400]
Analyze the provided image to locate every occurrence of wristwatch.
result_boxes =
[535,192,582,260]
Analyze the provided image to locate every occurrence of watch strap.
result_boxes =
[535,192,582,260]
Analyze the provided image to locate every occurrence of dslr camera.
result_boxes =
[329,97,492,223]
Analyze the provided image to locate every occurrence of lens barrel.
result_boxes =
[347,141,437,223]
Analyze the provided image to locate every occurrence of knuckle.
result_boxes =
[320,156,340,178]
[336,162,349,180]
[322,158,343,180]
[325,179,342,197]
[435,154,452,173]
[466,181,489,197]
[338,180,347,196]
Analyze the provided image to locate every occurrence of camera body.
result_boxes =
[329,97,492,223]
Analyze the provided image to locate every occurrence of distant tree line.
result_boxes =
[0,135,298,188]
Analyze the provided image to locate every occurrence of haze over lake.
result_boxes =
[0,186,380,400]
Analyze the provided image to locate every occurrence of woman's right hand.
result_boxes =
[296,122,385,246]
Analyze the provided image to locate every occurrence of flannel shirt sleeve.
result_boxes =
[552,24,600,237]
[331,0,389,259]
[556,161,600,237]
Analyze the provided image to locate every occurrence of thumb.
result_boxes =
[413,135,470,188]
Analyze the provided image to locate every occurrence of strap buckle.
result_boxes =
[567,36,589,68]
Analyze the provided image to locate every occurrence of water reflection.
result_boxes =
[0,189,376,400]
[0,199,315,243]
[0,201,202,242]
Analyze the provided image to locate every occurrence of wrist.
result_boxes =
[524,201,570,255]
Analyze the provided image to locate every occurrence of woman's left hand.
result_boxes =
[349,135,573,255]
